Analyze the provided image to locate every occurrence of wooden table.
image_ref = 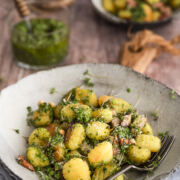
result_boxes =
[1,0,180,93]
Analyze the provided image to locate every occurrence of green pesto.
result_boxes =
[112,127,132,139]
[11,18,69,67]
[71,106,91,123]
[46,131,64,163]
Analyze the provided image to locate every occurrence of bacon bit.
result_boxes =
[17,155,34,171]
[124,139,130,145]
[113,148,118,155]
[113,136,119,145]
[153,2,172,19]
[127,0,137,8]
[119,138,124,145]
[59,129,65,135]
[152,2,163,9]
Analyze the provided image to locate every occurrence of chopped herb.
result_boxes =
[27,106,33,116]
[112,127,132,139]
[170,90,175,100]
[26,106,33,126]
[83,77,94,87]
[103,167,107,173]
[82,70,94,87]
[50,88,56,94]
[126,88,131,93]
[82,96,89,103]
[132,3,146,21]
[83,70,90,76]
[151,112,159,121]
[158,131,169,139]
[71,107,91,123]
[46,131,64,163]
[149,156,161,174]
[13,129,20,134]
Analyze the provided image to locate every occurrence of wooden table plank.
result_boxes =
[0,0,180,94]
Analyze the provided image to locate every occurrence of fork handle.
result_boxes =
[105,164,134,180]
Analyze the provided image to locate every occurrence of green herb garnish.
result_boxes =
[83,77,94,87]
[13,129,20,134]
[83,70,90,76]
[26,106,33,126]
[50,88,56,94]
[149,156,161,174]
[126,88,131,93]
[170,90,175,100]
[132,3,146,21]
[151,112,159,121]
[112,126,132,139]
[83,70,94,87]
[158,131,169,139]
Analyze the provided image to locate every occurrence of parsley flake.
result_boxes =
[126,88,131,93]
[50,88,56,94]
[83,77,94,87]
[151,112,159,121]
[158,131,169,139]
[170,90,175,100]
[83,70,90,76]
[13,129,20,134]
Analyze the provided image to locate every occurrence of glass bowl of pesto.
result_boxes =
[8,5,70,70]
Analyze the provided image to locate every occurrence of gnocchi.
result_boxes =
[31,103,53,127]
[61,103,92,123]
[128,145,151,164]
[28,128,50,147]
[27,146,49,167]
[63,158,91,180]
[86,121,110,140]
[65,123,85,150]
[18,86,163,180]
[136,134,161,152]
[92,108,114,123]
[88,141,113,167]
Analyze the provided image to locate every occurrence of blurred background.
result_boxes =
[0,0,180,93]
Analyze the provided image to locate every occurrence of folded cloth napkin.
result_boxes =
[163,165,180,180]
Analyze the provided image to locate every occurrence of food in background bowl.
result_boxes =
[102,0,180,22]
[17,87,162,180]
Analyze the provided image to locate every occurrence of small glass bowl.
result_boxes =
[8,3,70,70]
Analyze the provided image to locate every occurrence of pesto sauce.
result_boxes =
[12,18,69,67]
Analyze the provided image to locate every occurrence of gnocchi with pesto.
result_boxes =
[17,86,162,180]
[102,0,180,23]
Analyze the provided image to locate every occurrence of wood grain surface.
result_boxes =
[0,0,180,93]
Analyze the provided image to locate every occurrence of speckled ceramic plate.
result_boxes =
[91,0,173,27]
[0,64,180,180]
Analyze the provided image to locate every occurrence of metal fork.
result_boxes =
[106,135,175,180]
